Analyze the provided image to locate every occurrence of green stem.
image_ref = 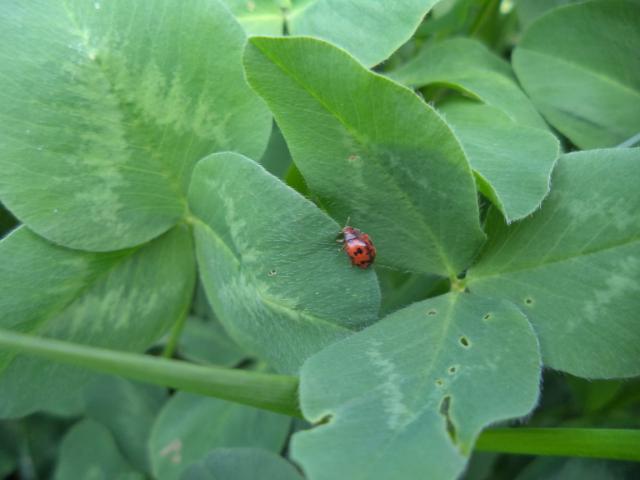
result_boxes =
[1,329,638,462]
[0,328,301,418]
[476,428,640,461]
[469,0,500,37]
[162,308,188,358]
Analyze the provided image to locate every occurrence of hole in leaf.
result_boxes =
[448,365,458,375]
[427,309,437,316]
[435,379,444,387]
[483,313,491,320]
[459,336,470,348]
[439,395,457,443]
[524,297,534,306]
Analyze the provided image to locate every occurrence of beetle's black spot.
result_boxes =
[355,248,363,255]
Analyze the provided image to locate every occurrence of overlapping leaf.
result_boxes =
[84,376,167,474]
[244,36,485,276]
[222,0,284,35]
[390,37,547,129]
[514,0,582,28]
[181,448,304,480]
[440,100,559,221]
[468,148,640,378]
[0,226,195,417]
[54,420,144,480]
[224,0,442,66]
[513,0,640,148]
[189,152,380,373]
[149,393,290,480]
[286,0,442,67]
[177,317,248,367]
[0,0,271,251]
[292,293,541,480]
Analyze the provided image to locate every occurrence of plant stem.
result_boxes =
[0,328,301,418]
[469,0,500,37]
[475,428,640,461]
[162,309,188,358]
[1,329,638,462]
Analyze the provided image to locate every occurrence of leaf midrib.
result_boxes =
[249,39,462,276]
[357,294,462,480]
[191,216,351,333]
[60,1,187,204]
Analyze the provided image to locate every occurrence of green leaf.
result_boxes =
[243,36,485,276]
[223,1,443,67]
[467,148,640,378]
[37,390,86,418]
[1,414,73,478]
[512,0,640,149]
[54,420,144,480]
[439,100,559,221]
[286,1,441,67]
[180,448,304,480]
[84,376,167,474]
[0,225,195,417]
[291,293,541,480]
[222,0,284,34]
[0,0,271,251]
[188,152,380,373]
[177,316,248,367]
[149,393,291,480]
[514,0,582,28]
[389,37,547,129]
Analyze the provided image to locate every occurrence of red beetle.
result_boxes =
[338,226,376,269]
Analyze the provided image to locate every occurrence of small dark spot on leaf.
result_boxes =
[267,269,277,277]
[348,154,360,162]
[427,309,437,316]
[435,379,444,387]
[524,297,534,306]
[448,365,458,375]
[483,313,491,320]
[459,336,470,348]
